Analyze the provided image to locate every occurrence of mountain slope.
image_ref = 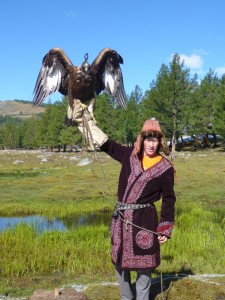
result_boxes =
[0,100,45,118]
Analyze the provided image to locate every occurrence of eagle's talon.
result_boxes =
[81,103,88,111]
[64,116,73,127]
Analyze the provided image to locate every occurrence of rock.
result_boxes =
[13,160,24,164]
[41,158,48,162]
[77,158,92,166]
[29,288,88,300]
[69,156,79,161]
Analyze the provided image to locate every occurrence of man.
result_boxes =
[75,105,176,300]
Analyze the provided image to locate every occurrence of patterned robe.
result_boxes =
[100,139,176,271]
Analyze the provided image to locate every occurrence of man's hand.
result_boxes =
[158,235,168,244]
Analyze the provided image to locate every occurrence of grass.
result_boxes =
[0,149,117,216]
[160,203,225,274]
[0,224,112,277]
[0,147,225,299]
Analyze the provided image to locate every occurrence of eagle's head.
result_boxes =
[81,53,90,73]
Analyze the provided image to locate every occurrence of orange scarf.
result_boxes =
[142,154,162,170]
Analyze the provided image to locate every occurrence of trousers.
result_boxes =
[115,265,151,300]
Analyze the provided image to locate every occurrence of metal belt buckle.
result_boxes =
[113,211,118,218]
[113,205,120,218]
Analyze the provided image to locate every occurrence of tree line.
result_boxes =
[0,54,224,151]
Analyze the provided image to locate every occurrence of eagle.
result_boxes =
[32,47,126,125]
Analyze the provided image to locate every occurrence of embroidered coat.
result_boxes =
[100,139,176,271]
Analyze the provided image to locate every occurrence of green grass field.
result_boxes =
[0,148,224,299]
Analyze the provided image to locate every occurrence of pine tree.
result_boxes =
[94,92,121,141]
[122,85,143,145]
[3,117,18,149]
[35,98,67,150]
[140,54,198,151]
[59,127,82,152]
[22,118,40,149]
[214,74,225,138]
[188,69,220,146]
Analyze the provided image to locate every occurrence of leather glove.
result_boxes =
[67,99,85,124]
[77,109,108,148]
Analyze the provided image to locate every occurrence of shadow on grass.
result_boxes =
[129,267,194,300]
[0,171,40,177]
[130,268,225,300]
[150,269,193,300]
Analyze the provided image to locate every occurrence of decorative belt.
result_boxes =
[113,202,154,218]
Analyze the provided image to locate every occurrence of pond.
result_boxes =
[0,212,112,234]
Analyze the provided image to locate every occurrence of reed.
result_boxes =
[0,224,112,277]
[159,203,225,274]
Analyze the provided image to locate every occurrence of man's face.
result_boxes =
[143,137,159,157]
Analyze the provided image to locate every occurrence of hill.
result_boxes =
[0,100,45,119]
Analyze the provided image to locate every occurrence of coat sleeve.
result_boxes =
[100,139,131,163]
[157,167,176,238]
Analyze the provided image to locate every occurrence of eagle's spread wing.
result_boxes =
[33,48,73,106]
[91,48,127,108]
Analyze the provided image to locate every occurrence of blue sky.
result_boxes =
[1,0,225,103]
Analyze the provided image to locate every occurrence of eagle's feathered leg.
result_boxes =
[65,104,73,126]
[87,98,97,124]
[65,105,77,127]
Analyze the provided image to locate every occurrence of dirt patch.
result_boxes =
[29,288,88,300]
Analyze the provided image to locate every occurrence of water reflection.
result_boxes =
[0,213,112,234]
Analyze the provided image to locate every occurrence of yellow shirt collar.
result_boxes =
[142,154,162,170]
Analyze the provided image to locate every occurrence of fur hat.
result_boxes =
[141,118,162,133]
[133,118,170,156]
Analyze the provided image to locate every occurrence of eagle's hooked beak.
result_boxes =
[82,62,90,73]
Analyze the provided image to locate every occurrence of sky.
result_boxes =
[1,0,225,103]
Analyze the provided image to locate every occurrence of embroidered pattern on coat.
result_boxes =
[157,221,174,237]
[121,210,158,268]
[112,155,172,268]
[135,230,154,249]
[122,155,172,204]
[111,217,122,263]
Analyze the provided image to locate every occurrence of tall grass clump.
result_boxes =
[157,203,225,275]
[0,224,112,277]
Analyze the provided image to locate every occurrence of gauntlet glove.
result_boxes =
[70,99,108,148]
[67,99,84,123]
[78,109,108,148]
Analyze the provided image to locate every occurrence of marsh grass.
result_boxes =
[0,148,225,298]
[0,224,111,277]
[159,203,225,274]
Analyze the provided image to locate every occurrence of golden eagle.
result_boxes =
[33,48,126,125]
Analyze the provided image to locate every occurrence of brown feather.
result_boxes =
[33,47,126,122]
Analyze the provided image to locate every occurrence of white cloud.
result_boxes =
[169,53,204,78]
[215,66,225,76]
[179,54,203,69]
